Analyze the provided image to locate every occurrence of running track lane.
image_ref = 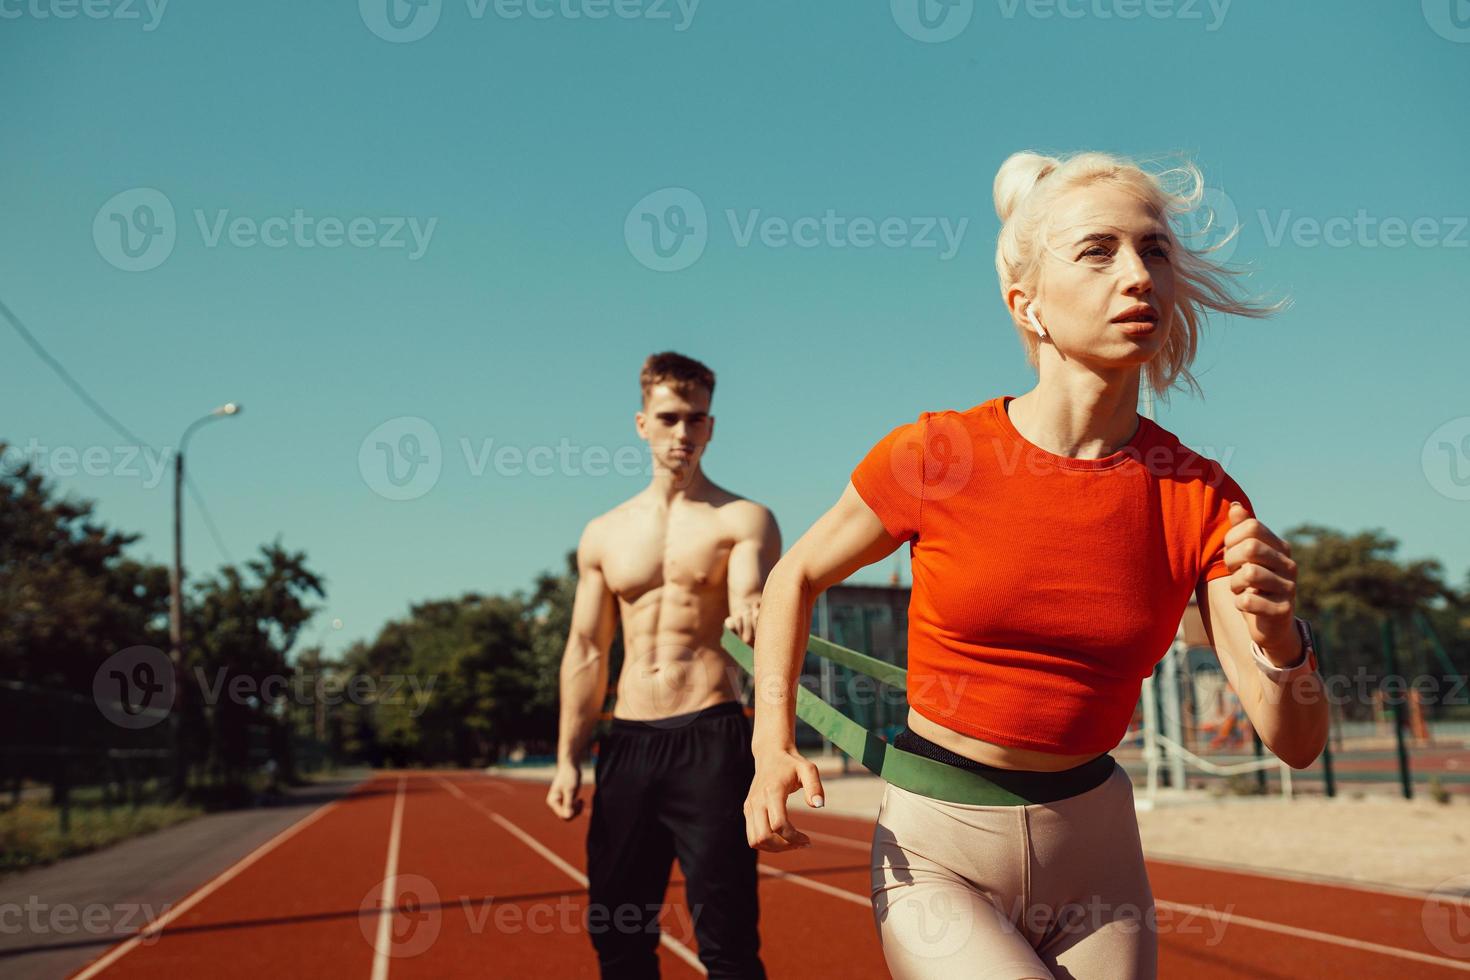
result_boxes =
[70,772,1470,978]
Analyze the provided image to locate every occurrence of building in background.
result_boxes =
[797,580,911,751]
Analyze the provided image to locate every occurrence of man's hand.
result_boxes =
[744,744,824,852]
[546,762,584,821]
[1224,501,1300,662]
[725,600,760,646]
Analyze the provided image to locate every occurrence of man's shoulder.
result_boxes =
[579,496,644,547]
[723,496,777,536]
[707,486,775,523]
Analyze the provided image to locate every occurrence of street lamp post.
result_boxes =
[169,402,241,795]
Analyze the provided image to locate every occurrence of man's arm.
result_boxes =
[724,503,782,645]
[547,523,618,820]
[1199,574,1328,769]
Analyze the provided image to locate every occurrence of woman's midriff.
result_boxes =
[906,708,1101,772]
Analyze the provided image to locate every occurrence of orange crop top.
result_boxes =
[850,395,1251,755]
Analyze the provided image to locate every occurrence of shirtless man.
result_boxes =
[546,351,780,980]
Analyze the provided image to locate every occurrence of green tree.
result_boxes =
[0,448,171,690]
[1286,523,1467,719]
[187,539,326,788]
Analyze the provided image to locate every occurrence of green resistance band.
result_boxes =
[721,628,1031,806]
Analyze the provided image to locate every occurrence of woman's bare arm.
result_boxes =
[743,481,904,851]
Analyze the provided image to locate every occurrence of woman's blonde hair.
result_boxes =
[993,149,1287,404]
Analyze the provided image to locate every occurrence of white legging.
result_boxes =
[870,762,1157,979]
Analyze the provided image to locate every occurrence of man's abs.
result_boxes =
[612,637,743,721]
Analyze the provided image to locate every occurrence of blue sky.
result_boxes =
[3,1,1468,660]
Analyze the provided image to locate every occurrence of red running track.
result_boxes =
[69,772,1470,979]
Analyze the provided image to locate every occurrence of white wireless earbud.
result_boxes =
[1027,305,1048,340]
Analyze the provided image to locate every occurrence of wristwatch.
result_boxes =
[1249,617,1318,681]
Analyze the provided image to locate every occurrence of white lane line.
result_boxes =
[1147,853,1470,906]
[368,775,409,980]
[757,865,869,908]
[72,775,378,979]
[1155,899,1470,972]
[431,775,707,976]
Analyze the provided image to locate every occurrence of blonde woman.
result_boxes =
[742,150,1328,978]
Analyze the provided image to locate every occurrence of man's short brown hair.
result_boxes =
[640,351,715,405]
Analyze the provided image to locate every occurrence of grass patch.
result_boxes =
[0,801,202,876]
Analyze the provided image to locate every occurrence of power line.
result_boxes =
[0,295,152,449]
[187,475,235,566]
[1,293,236,566]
